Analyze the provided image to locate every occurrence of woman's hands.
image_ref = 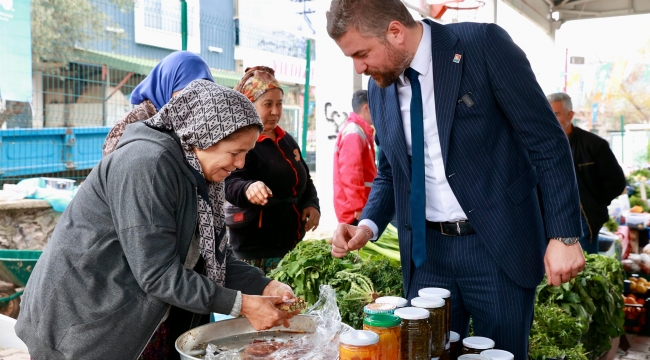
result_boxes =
[240,295,288,330]
[240,281,299,330]
[302,207,320,232]
[262,280,296,300]
[246,181,273,205]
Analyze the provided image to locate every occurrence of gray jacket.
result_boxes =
[16,122,271,359]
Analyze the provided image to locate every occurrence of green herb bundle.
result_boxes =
[268,240,403,329]
[536,254,624,359]
[529,303,588,360]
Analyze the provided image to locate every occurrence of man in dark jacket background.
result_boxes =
[548,92,627,254]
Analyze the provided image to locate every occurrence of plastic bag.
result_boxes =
[207,285,349,360]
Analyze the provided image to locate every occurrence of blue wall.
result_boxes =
[90,0,236,71]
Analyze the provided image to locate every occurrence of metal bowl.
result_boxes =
[175,315,319,360]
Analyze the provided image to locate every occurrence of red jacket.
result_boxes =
[333,112,377,224]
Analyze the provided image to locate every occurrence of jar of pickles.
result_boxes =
[410,296,446,358]
[418,288,451,346]
[364,302,397,316]
[394,307,431,360]
[363,314,401,360]
[480,349,514,360]
[375,296,408,309]
[462,337,495,355]
[339,330,380,360]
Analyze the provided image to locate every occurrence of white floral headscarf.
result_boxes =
[145,80,263,285]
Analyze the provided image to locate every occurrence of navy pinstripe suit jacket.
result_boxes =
[363,20,583,295]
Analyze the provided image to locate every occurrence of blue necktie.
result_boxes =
[405,67,427,268]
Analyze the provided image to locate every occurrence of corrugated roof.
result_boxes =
[74,49,243,88]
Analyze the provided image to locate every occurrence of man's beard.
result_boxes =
[365,42,413,88]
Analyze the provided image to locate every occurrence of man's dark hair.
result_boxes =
[351,90,369,113]
[326,0,417,41]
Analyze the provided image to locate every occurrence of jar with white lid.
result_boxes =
[418,288,451,346]
[394,307,431,360]
[364,302,397,316]
[411,297,446,358]
[458,355,491,360]
[462,337,495,355]
[448,331,461,360]
[480,349,514,360]
[376,296,408,308]
[339,330,380,360]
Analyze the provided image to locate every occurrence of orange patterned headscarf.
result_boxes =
[234,66,283,103]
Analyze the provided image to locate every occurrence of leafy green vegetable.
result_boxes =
[268,240,357,305]
[604,217,619,233]
[268,240,404,329]
[529,303,588,360]
[536,254,624,359]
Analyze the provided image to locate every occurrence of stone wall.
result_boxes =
[0,200,60,250]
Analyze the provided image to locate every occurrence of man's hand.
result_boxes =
[544,240,585,286]
[246,181,273,205]
[302,207,321,232]
[240,295,289,330]
[331,224,372,258]
[354,211,362,220]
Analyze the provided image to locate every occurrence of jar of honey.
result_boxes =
[411,296,446,358]
[339,330,380,360]
[418,288,451,347]
[462,337,495,355]
[363,314,401,360]
[394,307,431,360]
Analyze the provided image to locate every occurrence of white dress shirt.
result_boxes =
[360,22,467,239]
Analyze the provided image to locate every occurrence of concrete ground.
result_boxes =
[617,335,650,360]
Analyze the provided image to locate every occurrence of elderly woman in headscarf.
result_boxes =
[16,80,298,360]
[102,50,214,156]
[225,67,320,273]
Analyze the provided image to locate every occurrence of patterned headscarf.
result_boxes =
[145,80,263,285]
[234,66,283,103]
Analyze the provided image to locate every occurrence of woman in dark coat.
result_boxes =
[225,67,320,273]
[16,81,297,360]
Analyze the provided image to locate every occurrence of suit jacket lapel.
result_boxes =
[426,20,463,168]
[382,84,411,180]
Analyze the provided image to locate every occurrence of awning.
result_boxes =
[73,49,243,88]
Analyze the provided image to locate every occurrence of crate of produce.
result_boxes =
[623,300,646,334]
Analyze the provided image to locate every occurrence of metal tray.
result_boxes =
[175,315,319,360]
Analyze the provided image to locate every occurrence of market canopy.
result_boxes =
[74,48,243,88]
[504,0,650,34]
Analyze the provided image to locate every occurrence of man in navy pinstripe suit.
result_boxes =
[326,0,586,357]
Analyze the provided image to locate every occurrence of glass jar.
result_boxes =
[364,303,397,316]
[418,288,451,347]
[411,296,446,358]
[462,337,495,355]
[375,296,408,308]
[449,331,461,360]
[363,314,401,360]
[394,307,431,360]
[458,355,491,360]
[480,349,514,360]
[339,330,380,360]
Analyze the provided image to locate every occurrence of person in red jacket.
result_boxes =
[334,90,378,225]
